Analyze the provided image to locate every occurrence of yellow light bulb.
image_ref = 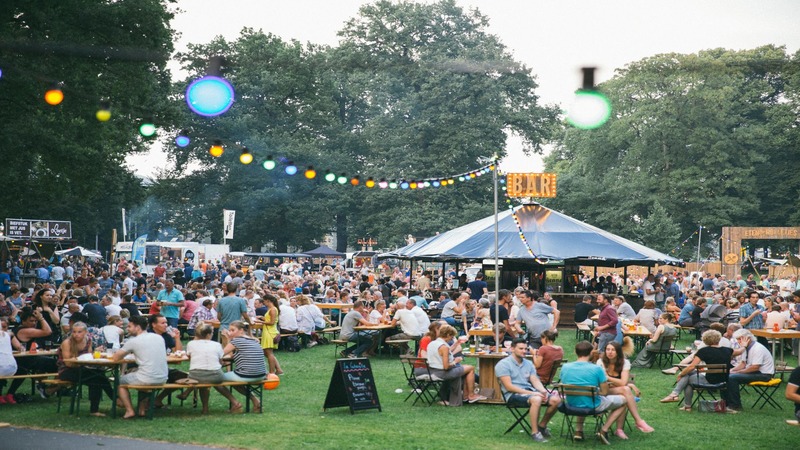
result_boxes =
[45,89,64,105]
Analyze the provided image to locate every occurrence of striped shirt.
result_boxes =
[231,337,266,378]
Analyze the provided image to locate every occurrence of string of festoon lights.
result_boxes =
[205,138,498,190]
[669,227,701,255]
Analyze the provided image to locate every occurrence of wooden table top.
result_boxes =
[355,324,395,331]
[12,350,58,358]
[750,328,800,339]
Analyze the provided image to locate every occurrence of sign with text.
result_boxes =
[323,358,381,414]
[5,219,72,239]
[506,173,557,198]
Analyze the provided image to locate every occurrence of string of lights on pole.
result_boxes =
[669,227,702,255]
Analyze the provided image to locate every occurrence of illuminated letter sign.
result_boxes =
[505,173,557,198]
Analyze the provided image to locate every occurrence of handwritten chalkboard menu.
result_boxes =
[323,358,381,414]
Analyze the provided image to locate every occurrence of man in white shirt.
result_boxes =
[102,295,122,318]
[278,302,298,333]
[726,328,775,412]
[111,316,168,418]
[387,299,422,355]
[51,264,66,287]
[407,297,430,336]
[122,272,136,295]
[642,274,656,302]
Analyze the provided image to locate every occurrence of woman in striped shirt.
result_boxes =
[221,320,266,413]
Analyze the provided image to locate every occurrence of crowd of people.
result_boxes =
[1,257,800,442]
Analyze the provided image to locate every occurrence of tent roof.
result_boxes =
[379,203,683,267]
[303,245,345,257]
[54,246,102,258]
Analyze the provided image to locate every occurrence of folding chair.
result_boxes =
[748,378,782,410]
[652,335,678,368]
[543,359,567,394]
[689,364,729,407]
[556,384,606,443]
[399,357,444,406]
[500,388,532,435]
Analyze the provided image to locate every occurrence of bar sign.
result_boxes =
[506,173,557,198]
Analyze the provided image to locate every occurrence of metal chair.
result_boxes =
[500,387,532,435]
[556,384,606,442]
[399,357,444,406]
[748,377,782,409]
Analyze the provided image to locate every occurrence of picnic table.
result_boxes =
[65,354,189,418]
[463,351,532,404]
[314,303,352,326]
[622,326,652,353]
[750,328,800,363]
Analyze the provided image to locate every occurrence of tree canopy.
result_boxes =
[150,0,558,252]
[0,0,177,247]
[544,46,800,259]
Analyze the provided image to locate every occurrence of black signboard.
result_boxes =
[323,358,381,414]
[145,246,161,265]
[5,219,71,239]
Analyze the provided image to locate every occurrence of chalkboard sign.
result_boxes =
[323,358,381,414]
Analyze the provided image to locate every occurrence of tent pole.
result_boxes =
[493,161,500,350]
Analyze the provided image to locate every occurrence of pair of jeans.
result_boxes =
[726,372,772,409]
[345,330,378,357]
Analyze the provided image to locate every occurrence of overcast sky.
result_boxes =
[126,0,800,177]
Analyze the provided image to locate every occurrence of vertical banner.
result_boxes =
[223,210,236,240]
[131,234,148,266]
[121,208,127,240]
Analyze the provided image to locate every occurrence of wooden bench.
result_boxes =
[119,380,264,419]
[385,339,412,357]
[320,326,341,341]
[40,379,77,413]
[0,373,59,397]
[331,339,349,357]
[575,323,593,341]
[678,326,698,340]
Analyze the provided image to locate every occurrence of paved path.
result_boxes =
[0,425,223,450]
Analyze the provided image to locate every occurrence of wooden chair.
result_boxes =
[543,359,567,394]
[688,363,729,407]
[556,384,606,442]
[651,335,678,368]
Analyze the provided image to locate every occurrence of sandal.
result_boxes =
[573,431,584,441]
[678,405,692,412]
[614,429,628,440]
[229,404,244,414]
[660,395,679,403]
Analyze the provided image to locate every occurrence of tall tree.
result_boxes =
[0,0,177,249]
[155,0,557,252]
[544,46,799,260]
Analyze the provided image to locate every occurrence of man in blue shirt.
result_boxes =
[35,264,50,284]
[0,267,11,295]
[739,291,768,346]
[466,272,488,300]
[156,279,185,327]
[97,270,115,298]
[560,341,653,443]
[496,338,560,442]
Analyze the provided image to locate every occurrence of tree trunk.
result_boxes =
[336,213,348,253]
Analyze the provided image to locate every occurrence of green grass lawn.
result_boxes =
[5,331,799,450]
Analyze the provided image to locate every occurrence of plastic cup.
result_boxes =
[469,344,476,353]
